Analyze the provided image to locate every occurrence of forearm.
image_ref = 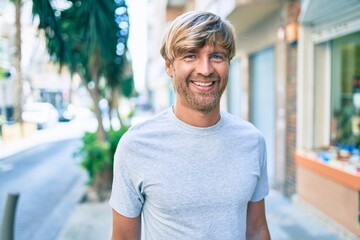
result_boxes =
[246,200,270,240]
[246,224,270,240]
[111,209,141,240]
[111,229,140,240]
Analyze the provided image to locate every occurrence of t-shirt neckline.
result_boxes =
[167,106,224,134]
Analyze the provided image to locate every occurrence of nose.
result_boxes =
[196,57,214,77]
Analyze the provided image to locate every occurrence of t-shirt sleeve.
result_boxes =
[250,134,269,202]
[109,140,144,217]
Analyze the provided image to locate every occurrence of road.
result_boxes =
[0,138,87,240]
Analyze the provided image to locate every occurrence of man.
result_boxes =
[110,11,270,240]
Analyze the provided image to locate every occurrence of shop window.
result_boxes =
[310,31,360,175]
[330,32,360,149]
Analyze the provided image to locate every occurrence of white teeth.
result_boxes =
[193,82,213,87]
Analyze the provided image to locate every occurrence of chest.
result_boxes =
[137,140,260,215]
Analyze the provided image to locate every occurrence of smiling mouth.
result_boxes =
[192,81,215,87]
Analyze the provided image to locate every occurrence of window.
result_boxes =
[330,31,360,148]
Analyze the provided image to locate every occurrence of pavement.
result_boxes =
[0,114,356,240]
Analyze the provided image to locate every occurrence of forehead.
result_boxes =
[178,42,226,54]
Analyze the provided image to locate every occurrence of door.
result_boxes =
[250,47,276,185]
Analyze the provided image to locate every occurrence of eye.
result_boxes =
[211,55,222,59]
[185,54,195,59]
[210,54,226,62]
[183,54,196,61]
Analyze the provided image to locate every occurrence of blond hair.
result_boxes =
[160,11,236,62]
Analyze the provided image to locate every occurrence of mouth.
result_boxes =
[191,81,216,87]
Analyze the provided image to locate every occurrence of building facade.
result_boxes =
[0,0,17,121]
[295,0,360,238]
[0,0,72,123]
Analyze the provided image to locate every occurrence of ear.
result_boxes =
[165,60,173,78]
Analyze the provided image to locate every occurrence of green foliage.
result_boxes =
[75,132,110,184]
[107,126,129,156]
[32,0,65,64]
[32,0,132,81]
[335,104,360,147]
[121,75,136,98]
[32,0,134,142]
[74,125,129,184]
[0,67,4,80]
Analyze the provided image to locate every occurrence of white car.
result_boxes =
[22,102,59,129]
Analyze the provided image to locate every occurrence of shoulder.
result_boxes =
[114,108,173,168]
[118,109,170,148]
[221,112,262,134]
[221,111,266,145]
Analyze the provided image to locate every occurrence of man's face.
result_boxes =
[166,44,229,113]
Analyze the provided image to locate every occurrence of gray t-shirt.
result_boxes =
[109,107,269,240]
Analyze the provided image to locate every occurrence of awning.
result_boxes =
[299,0,360,25]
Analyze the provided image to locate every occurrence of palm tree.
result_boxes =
[104,51,135,129]
[31,0,133,197]
[32,0,132,141]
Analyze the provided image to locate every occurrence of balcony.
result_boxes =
[227,0,281,34]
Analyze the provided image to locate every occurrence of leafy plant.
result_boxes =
[108,126,129,157]
[74,125,129,185]
[75,132,110,184]
[334,104,360,148]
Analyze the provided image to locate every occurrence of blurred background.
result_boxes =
[0,0,359,239]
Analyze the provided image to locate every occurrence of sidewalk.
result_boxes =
[56,189,345,240]
[266,190,342,240]
[0,117,351,240]
[57,200,112,240]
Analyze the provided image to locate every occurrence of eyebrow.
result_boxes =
[211,50,227,55]
[176,48,228,58]
[182,49,227,55]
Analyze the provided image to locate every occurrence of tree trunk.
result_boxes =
[88,52,107,141]
[108,87,124,129]
[14,0,23,127]
[83,79,107,142]
[92,163,113,201]
[91,87,106,141]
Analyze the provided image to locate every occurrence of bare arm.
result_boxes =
[246,199,270,240]
[111,209,141,240]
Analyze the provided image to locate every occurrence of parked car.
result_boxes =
[57,104,75,122]
[22,102,59,129]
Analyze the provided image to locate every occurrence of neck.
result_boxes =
[172,104,221,127]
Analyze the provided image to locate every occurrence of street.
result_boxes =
[0,138,87,240]
[0,117,346,240]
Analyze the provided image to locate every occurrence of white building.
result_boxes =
[0,0,72,121]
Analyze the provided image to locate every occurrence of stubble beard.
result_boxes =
[174,74,226,114]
